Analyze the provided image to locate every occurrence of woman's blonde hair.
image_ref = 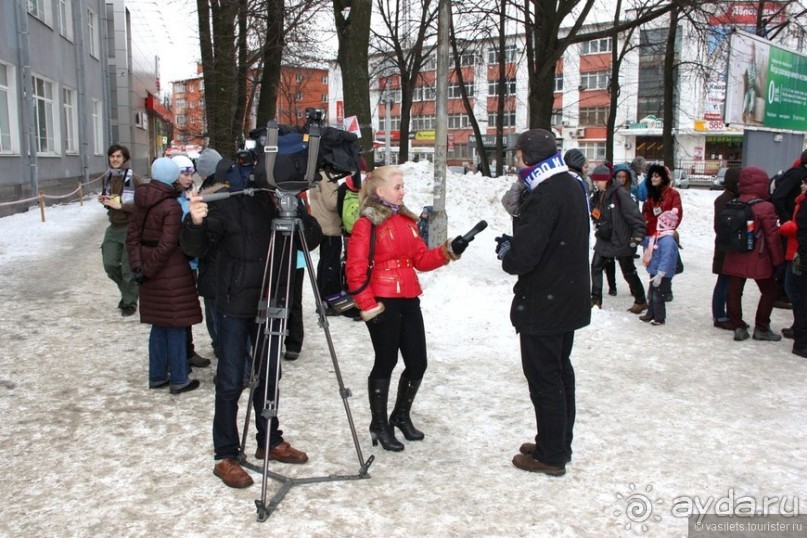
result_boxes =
[359,165,402,204]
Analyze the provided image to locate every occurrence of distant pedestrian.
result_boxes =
[98,144,142,316]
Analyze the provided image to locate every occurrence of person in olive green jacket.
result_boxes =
[97,144,142,316]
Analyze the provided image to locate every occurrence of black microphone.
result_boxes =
[461,220,488,243]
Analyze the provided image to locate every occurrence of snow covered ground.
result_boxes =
[0,163,804,537]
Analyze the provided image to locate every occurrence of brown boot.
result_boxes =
[512,454,566,476]
[213,458,253,488]
[261,441,309,464]
[627,302,648,314]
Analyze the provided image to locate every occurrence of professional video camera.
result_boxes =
[247,107,362,193]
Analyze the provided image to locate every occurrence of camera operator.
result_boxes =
[180,162,323,489]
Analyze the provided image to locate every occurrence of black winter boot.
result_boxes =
[389,375,425,441]
[368,378,404,451]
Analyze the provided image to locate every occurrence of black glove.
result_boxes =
[495,234,512,260]
[451,235,470,255]
[131,268,147,284]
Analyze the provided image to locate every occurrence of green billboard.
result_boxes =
[724,30,807,131]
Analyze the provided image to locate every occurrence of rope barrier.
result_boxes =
[2,180,92,222]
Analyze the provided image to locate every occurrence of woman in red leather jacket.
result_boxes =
[345,166,466,451]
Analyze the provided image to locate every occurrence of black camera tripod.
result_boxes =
[236,121,372,522]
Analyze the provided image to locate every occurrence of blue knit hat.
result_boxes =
[151,157,180,185]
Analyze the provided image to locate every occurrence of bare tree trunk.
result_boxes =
[234,0,248,136]
[605,0,623,165]
[256,0,284,127]
[494,0,506,177]
[197,0,239,153]
[334,0,374,160]
[662,4,679,168]
[449,18,489,176]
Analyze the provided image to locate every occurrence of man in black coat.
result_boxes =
[495,129,591,476]
[181,177,322,489]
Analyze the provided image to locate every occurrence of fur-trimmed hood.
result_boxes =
[360,195,420,225]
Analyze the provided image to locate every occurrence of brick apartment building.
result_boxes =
[169,64,329,155]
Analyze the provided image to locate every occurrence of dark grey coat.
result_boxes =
[591,183,646,258]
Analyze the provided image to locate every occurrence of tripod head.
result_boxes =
[275,190,302,219]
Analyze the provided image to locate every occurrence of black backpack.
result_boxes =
[716,198,762,253]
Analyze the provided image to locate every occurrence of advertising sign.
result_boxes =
[724,30,807,131]
[704,3,789,124]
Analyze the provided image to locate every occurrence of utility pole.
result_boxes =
[429,0,449,247]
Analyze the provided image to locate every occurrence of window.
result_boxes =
[421,56,436,71]
[551,109,563,126]
[92,99,103,155]
[554,73,564,92]
[32,75,56,155]
[487,112,516,127]
[448,82,474,99]
[296,110,304,119]
[579,71,609,91]
[412,84,438,101]
[174,82,186,94]
[62,88,78,153]
[177,114,187,126]
[411,115,435,131]
[188,84,194,93]
[296,73,303,82]
[58,0,73,40]
[579,38,612,55]
[321,94,328,103]
[28,0,53,25]
[175,98,186,111]
[579,142,606,162]
[198,81,204,91]
[0,63,16,153]
[87,8,99,58]
[487,44,518,64]
[381,88,402,103]
[321,75,328,84]
[488,78,516,96]
[579,106,609,125]
[450,51,477,67]
[447,114,470,129]
[380,117,400,131]
[294,92,302,102]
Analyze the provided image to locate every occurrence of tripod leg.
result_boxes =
[298,226,372,473]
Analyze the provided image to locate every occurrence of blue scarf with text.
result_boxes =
[518,154,569,191]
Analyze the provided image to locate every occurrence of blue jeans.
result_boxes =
[784,261,801,308]
[149,325,188,389]
[214,313,283,460]
[712,273,730,321]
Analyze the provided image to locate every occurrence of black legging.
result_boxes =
[366,297,427,380]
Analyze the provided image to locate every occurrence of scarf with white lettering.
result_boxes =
[518,154,569,192]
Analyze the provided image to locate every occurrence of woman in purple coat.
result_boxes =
[722,167,784,342]
[126,158,203,394]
